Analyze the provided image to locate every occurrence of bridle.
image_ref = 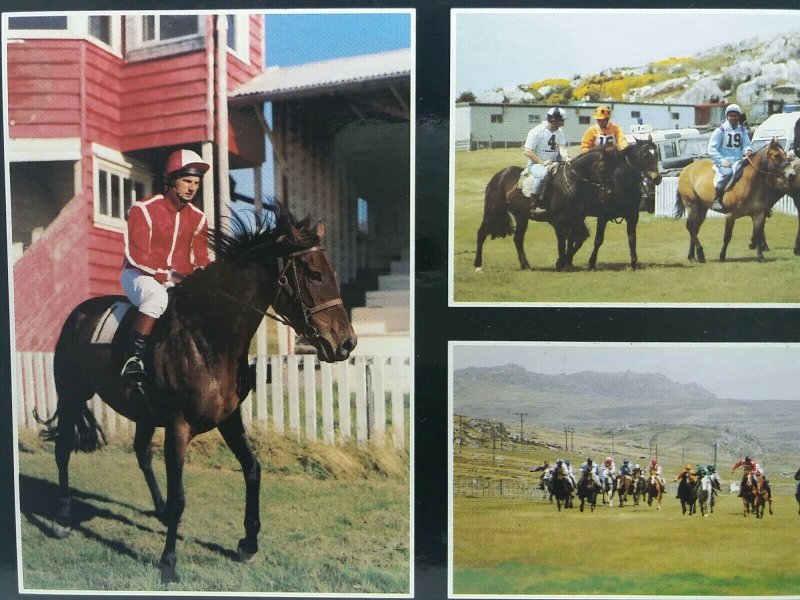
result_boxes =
[271,245,343,339]
[747,145,790,176]
[207,244,343,340]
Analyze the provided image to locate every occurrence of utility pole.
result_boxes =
[563,428,569,451]
[570,428,575,452]
[513,412,528,445]
[713,442,717,466]
[611,433,615,455]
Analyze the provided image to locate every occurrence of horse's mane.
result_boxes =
[173,201,318,298]
[209,200,318,264]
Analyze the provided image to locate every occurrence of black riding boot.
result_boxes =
[711,187,726,212]
[529,193,549,220]
[120,331,149,382]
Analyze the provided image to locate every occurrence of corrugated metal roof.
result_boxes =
[230,48,411,104]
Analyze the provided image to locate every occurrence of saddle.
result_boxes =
[717,159,747,192]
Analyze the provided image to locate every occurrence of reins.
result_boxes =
[203,245,342,340]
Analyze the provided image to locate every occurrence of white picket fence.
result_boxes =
[654,176,799,218]
[15,352,409,450]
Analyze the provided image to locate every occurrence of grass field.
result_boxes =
[17,432,410,594]
[451,421,800,596]
[453,493,800,596]
[453,148,800,304]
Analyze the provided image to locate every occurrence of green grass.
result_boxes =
[453,495,800,596]
[18,441,410,594]
[452,424,800,596]
[454,148,800,304]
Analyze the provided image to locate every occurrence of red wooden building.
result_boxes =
[6,14,265,351]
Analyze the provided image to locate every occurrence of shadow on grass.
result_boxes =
[19,474,240,564]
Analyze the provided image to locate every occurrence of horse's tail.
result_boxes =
[34,405,107,452]
[674,189,686,219]
[483,166,522,239]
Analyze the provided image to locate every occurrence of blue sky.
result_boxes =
[452,343,800,401]
[230,11,411,205]
[455,9,800,94]
[265,12,411,67]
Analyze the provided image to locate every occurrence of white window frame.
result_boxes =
[92,144,152,233]
[125,14,206,62]
[226,13,250,64]
[5,14,122,56]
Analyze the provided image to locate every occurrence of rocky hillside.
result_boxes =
[473,29,800,113]
[452,363,800,452]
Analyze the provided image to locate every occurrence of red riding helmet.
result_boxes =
[165,149,210,182]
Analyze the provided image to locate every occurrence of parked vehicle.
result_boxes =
[751,112,799,152]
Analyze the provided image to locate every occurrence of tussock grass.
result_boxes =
[454,148,800,303]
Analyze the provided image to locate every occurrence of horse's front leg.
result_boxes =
[752,212,767,263]
[626,213,640,269]
[719,214,736,262]
[159,417,191,585]
[218,407,262,562]
[134,422,166,522]
[554,225,567,271]
[685,207,707,263]
[588,217,607,271]
[511,208,531,270]
[794,196,800,255]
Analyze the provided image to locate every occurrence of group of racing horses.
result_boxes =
[474,135,800,272]
[541,466,776,518]
[541,465,671,513]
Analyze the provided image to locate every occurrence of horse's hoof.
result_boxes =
[52,522,71,539]
[237,539,257,563]
[749,242,756,250]
[159,563,180,585]
[757,257,765,263]
[718,256,725,262]
[475,266,483,273]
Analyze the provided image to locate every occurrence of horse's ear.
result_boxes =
[314,220,325,240]
[288,223,302,239]
[648,134,653,142]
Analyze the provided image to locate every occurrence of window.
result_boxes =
[671,112,680,120]
[89,16,111,45]
[226,14,250,62]
[579,116,591,125]
[490,114,503,123]
[7,15,121,54]
[631,110,641,118]
[9,16,67,30]
[126,15,205,62]
[141,15,198,42]
[528,114,540,123]
[93,145,152,232]
[357,197,369,235]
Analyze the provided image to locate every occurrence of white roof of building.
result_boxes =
[230,48,411,104]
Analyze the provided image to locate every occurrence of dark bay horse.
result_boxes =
[35,205,356,584]
[675,138,794,263]
[474,149,612,272]
[577,469,599,513]
[751,156,800,256]
[551,471,573,511]
[676,472,697,515]
[583,138,661,271]
[794,467,800,514]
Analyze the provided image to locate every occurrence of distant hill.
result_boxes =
[470,29,800,118]
[453,364,800,452]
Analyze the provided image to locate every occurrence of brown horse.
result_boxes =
[35,205,356,584]
[751,156,800,256]
[674,138,794,262]
[645,475,664,510]
[750,472,773,518]
[631,468,646,506]
[615,474,633,507]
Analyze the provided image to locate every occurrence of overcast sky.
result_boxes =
[454,9,800,94]
[452,343,800,401]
